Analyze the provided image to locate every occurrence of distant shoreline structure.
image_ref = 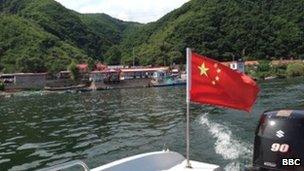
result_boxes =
[1,59,304,94]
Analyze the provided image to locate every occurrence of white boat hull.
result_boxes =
[91,151,222,171]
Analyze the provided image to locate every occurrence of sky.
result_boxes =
[55,0,189,23]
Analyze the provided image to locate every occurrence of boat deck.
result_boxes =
[91,151,222,171]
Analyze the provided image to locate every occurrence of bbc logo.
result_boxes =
[282,159,301,166]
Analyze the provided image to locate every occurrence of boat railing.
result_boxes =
[37,160,90,171]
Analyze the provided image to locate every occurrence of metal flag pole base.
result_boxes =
[185,101,192,169]
[185,155,192,169]
[186,165,192,169]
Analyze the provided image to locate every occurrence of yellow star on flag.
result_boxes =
[198,63,209,76]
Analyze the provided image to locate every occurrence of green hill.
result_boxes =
[79,13,141,45]
[1,0,303,72]
[0,14,90,73]
[79,13,142,65]
[0,0,138,73]
[119,0,304,65]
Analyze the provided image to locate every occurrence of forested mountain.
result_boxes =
[0,0,303,72]
[79,13,142,65]
[0,0,139,73]
[0,14,89,73]
[119,0,304,65]
[79,13,141,45]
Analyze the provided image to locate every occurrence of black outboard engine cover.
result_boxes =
[252,110,304,171]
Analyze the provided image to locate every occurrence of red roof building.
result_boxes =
[95,63,107,71]
[77,64,88,72]
[120,67,169,80]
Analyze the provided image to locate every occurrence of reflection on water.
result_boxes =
[0,78,303,170]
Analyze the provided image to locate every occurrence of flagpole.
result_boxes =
[186,48,192,168]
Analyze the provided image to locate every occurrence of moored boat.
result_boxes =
[151,70,186,87]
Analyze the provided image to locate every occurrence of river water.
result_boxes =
[0,78,304,171]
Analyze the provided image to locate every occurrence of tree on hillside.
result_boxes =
[68,61,79,81]
[0,81,5,91]
[104,45,122,65]
[16,56,47,73]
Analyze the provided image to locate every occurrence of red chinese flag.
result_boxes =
[190,52,260,112]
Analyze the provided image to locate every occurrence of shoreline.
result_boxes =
[0,83,182,98]
[1,76,302,98]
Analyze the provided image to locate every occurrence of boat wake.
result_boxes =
[199,113,252,170]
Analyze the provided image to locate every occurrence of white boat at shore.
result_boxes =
[151,70,186,87]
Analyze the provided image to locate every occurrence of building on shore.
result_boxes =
[221,60,259,73]
[57,71,71,79]
[108,65,125,70]
[94,63,107,71]
[0,73,47,90]
[120,67,169,80]
[88,66,170,90]
[90,69,121,83]
[221,60,245,73]
[230,61,245,73]
[77,64,89,73]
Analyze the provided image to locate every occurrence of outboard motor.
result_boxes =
[248,110,304,171]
